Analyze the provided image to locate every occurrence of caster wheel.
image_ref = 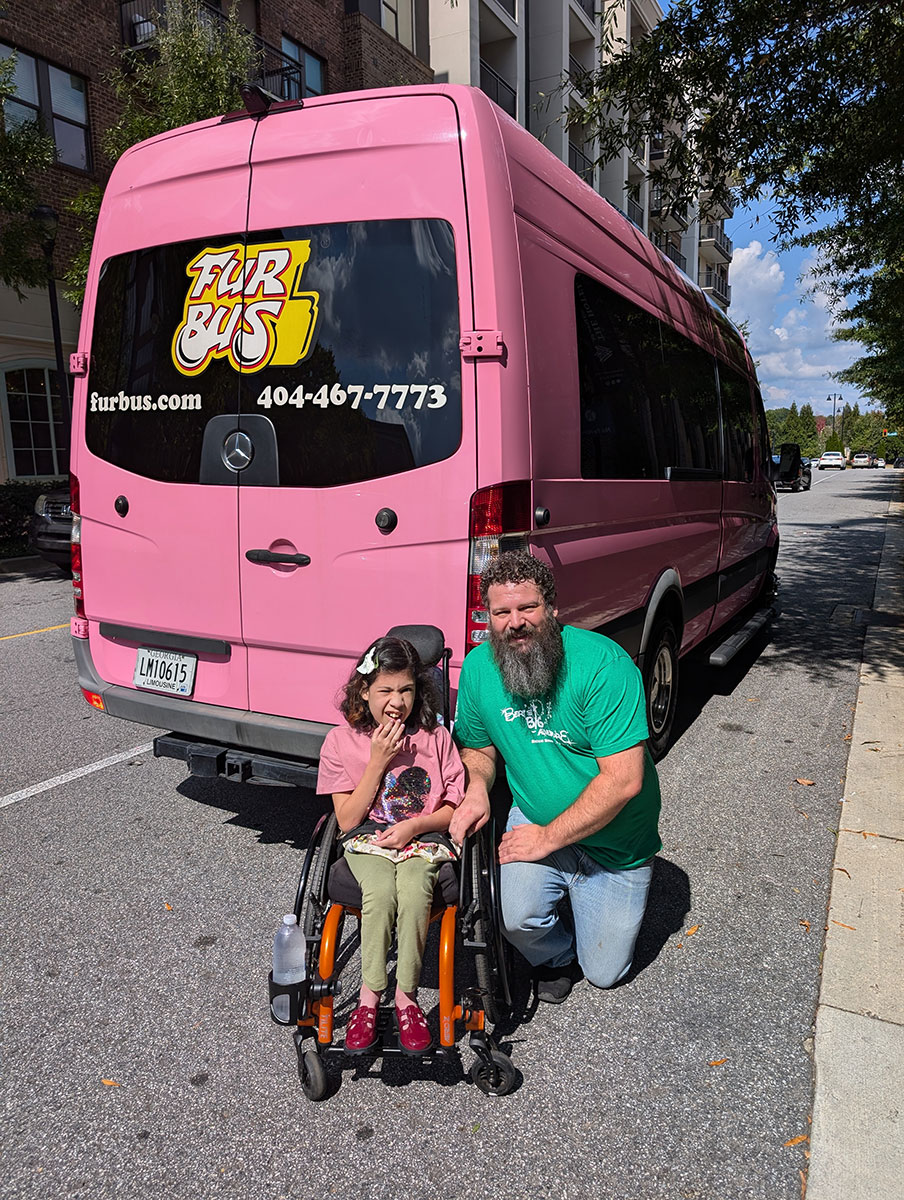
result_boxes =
[470,1050,517,1096]
[299,1047,328,1101]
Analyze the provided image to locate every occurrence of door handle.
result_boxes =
[245,549,311,566]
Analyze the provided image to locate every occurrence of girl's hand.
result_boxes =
[374,820,418,850]
[369,718,404,768]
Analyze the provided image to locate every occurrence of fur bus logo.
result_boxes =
[172,240,320,376]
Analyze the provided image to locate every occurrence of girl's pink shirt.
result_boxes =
[317,723,465,823]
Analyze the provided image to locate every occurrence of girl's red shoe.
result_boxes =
[395,1004,432,1054]
[345,1004,378,1052]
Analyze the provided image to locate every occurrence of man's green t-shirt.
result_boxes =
[453,625,662,869]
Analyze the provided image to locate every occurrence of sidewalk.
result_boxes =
[807,481,904,1199]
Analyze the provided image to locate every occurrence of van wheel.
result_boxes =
[643,619,679,761]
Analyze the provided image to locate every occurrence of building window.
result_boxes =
[1,365,69,479]
[279,36,325,100]
[381,0,414,52]
[0,44,90,171]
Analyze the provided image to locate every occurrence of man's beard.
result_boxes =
[489,613,564,699]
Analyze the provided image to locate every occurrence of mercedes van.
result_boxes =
[69,84,777,775]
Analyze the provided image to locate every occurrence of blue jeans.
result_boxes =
[500,807,653,989]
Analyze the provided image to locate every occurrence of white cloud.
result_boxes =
[728,239,868,415]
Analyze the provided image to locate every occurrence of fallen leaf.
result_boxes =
[797,811,810,819]
[685,925,699,937]
[834,867,851,879]
[784,1134,809,1147]
[867,747,881,753]
[799,919,810,932]
[795,778,815,786]
[746,697,760,702]
[804,1150,810,1160]
[840,829,877,838]
[709,1058,727,1066]
[101,1079,121,1087]
[676,942,683,948]
[831,920,856,930]
[164,903,173,911]
[800,1168,807,1197]
[843,734,852,742]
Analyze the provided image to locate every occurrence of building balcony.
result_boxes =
[119,0,305,100]
[699,268,731,305]
[479,60,517,119]
[568,55,592,98]
[626,197,644,229]
[652,232,686,273]
[491,0,516,16]
[649,185,689,231]
[568,141,594,184]
[573,0,597,22]
[699,188,734,221]
[699,222,733,263]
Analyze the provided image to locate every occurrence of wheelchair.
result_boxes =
[267,625,516,1100]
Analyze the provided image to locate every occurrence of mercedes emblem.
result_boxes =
[222,430,254,472]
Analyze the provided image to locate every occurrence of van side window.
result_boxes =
[719,366,755,481]
[575,275,668,480]
[754,388,771,474]
[575,274,720,479]
[655,324,720,472]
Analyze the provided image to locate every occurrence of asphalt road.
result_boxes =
[0,468,896,1200]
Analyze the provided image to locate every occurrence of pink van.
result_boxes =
[69,84,777,774]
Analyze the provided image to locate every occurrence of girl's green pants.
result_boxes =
[345,851,438,993]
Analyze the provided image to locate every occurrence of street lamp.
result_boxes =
[827,393,842,441]
[30,205,71,438]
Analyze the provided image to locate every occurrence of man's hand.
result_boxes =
[498,822,554,864]
[449,790,490,842]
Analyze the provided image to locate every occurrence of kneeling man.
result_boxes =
[450,550,661,1003]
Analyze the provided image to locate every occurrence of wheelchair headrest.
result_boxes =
[385,624,446,668]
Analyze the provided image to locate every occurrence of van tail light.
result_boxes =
[70,473,85,619]
[466,481,532,652]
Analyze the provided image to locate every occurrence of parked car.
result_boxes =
[877,458,885,468]
[818,451,846,470]
[28,488,72,570]
[851,452,871,468]
[894,457,904,469]
[772,444,811,491]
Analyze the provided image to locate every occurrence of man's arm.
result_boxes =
[497,744,645,864]
[448,745,497,842]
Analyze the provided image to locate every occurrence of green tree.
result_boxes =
[575,0,903,417]
[0,54,58,297]
[782,402,805,448]
[764,407,789,448]
[64,3,259,304]
[797,404,819,457]
[833,267,904,431]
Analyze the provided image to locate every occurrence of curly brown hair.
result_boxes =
[479,549,557,609]
[338,636,440,732]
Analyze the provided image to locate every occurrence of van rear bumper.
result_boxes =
[73,635,332,763]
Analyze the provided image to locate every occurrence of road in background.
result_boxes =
[1,469,897,1200]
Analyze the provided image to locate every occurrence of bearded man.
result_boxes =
[450,550,662,1003]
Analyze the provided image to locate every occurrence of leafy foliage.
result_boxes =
[578,0,903,417]
[64,3,259,304]
[0,477,66,557]
[0,54,58,297]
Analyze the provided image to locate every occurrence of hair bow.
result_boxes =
[356,646,378,675]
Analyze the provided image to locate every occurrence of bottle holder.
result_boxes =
[268,971,307,1026]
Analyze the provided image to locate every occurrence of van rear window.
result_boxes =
[85,220,462,486]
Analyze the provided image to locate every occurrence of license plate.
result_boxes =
[133,647,197,697]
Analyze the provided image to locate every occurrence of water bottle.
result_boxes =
[271,913,306,1023]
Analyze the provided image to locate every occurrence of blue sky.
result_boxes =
[725,199,867,418]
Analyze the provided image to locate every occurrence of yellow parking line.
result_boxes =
[0,623,69,641]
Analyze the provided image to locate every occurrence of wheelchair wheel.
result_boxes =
[295,812,339,943]
[470,822,512,1026]
[470,1049,517,1096]
[299,1046,328,1101]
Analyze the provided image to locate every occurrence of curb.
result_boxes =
[807,485,904,1199]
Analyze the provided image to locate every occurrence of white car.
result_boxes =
[877,458,886,468]
[818,451,846,470]
[851,452,872,468]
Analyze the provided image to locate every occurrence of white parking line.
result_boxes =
[0,742,155,811]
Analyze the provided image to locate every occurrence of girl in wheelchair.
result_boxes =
[316,636,465,1056]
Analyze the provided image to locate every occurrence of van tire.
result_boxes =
[643,618,679,761]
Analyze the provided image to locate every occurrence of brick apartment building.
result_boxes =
[0,0,431,483]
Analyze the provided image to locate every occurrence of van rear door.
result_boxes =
[236,94,476,724]
[79,120,255,711]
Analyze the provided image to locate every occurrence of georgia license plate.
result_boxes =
[133,647,197,697]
